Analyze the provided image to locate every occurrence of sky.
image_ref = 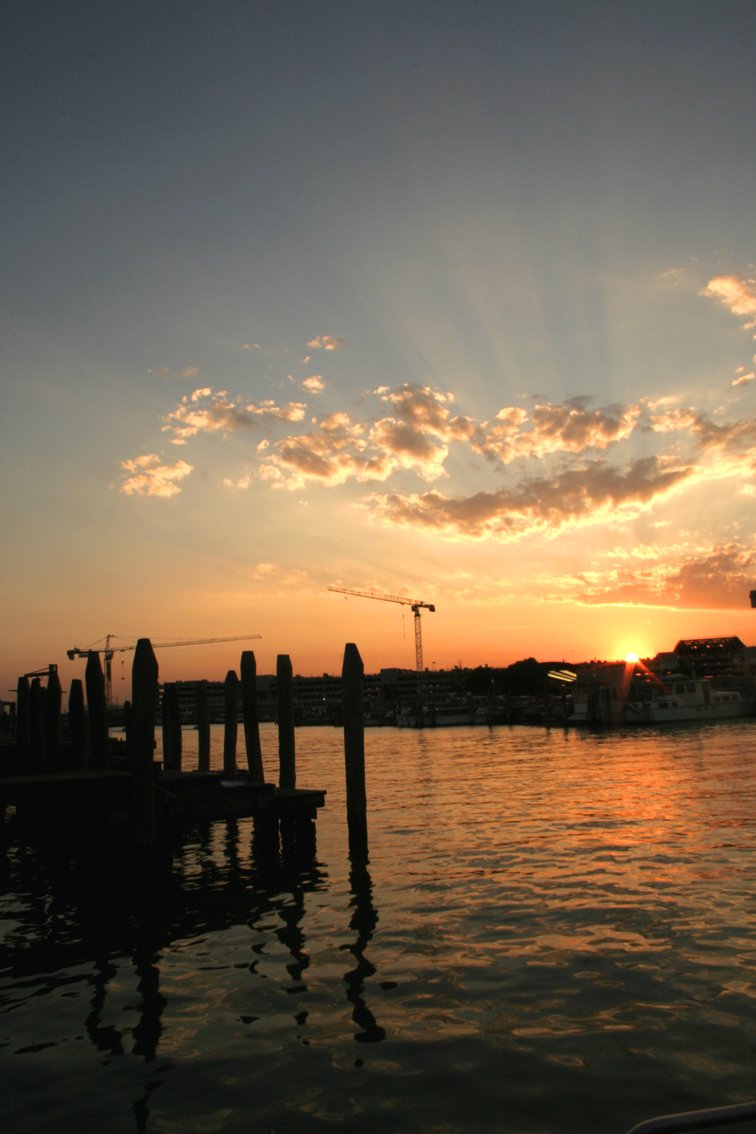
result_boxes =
[2,0,755,698]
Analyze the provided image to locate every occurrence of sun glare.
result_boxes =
[625,652,639,664]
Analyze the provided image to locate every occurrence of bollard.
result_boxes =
[15,675,30,756]
[223,670,238,778]
[196,680,210,772]
[277,654,295,790]
[44,666,62,771]
[161,683,182,772]
[86,652,109,770]
[29,678,46,772]
[68,679,87,769]
[241,651,264,782]
[342,642,368,858]
[131,638,158,849]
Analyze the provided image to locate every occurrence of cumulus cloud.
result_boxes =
[302,374,325,393]
[123,353,755,562]
[374,384,455,432]
[368,418,449,481]
[258,414,391,490]
[256,389,462,490]
[119,453,193,497]
[474,398,642,463]
[162,387,307,443]
[307,335,345,351]
[367,456,692,541]
[701,275,756,330]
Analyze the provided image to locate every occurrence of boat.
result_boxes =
[569,637,756,726]
[623,679,752,724]
[396,700,493,727]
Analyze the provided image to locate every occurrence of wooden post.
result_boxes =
[44,666,62,771]
[68,678,87,769]
[277,654,295,790]
[241,650,264,781]
[161,682,182,772]
[86,651,109,770]
[15,675,30,755]
[342,642,368,858]
[196,680,210,772]
[131,638,158,849]
[29,678,46,771]
[123,699,132,759]
[223,669,238,778]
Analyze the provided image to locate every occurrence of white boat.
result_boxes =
[568,636,756,726]
[570,674,753,726]
[623,679,752,724]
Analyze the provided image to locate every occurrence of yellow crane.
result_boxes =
[328,586,435,672]
[67,633,261,705]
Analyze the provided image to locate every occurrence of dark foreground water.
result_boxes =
[3,720,756,1134]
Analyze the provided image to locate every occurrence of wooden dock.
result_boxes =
[0,767,325,858]
[0,638,372,861]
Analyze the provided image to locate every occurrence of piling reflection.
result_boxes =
[343,856,385,1044]
[85,957,124,1055]
[1,816,327,1132]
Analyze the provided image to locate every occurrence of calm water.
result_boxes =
[3,720,756,1134]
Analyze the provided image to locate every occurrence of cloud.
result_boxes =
[250,562,309,588]
[701,275,756,331]
[223,473,253,490]
[148,365,201,378]
[731,371,755,388]
[474,398,642,463]
[374,384,455,432]
[366,456,692,541]
[257,388,460,489]
[302,374,325,393]
[574,543,755,609]
[307,335,345,351]
[119,453,193,497]
[259,414,389,490]
[368,418,449,481]
[162,387,307,443]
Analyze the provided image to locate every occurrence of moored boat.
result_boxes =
[569,636,756,726]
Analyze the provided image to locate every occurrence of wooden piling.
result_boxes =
[131,638,158,849]
[44,666,62,771]
[223,670,238,778]
[277,654,295,790]
[29,678,45,771]
[196,681,210,772]
[68,678,87,769]
[161,682,182,772]
[342,642,368,858]
[85,651,109,770]
[15,675,30,754]
[241,650,264,782]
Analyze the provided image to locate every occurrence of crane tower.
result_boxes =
[67,633,261,705]
[328,586,435,672]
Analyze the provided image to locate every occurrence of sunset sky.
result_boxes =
[2,1,755,699]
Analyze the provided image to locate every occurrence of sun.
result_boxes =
[625,652,639,664]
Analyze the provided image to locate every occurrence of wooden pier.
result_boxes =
[0,639,368,860]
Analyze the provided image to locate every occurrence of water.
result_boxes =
[3,720,756,1133]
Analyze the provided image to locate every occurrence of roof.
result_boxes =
[673,637,745,656]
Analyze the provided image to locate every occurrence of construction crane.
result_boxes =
[67,633,261,705]
[328,586,435,672]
